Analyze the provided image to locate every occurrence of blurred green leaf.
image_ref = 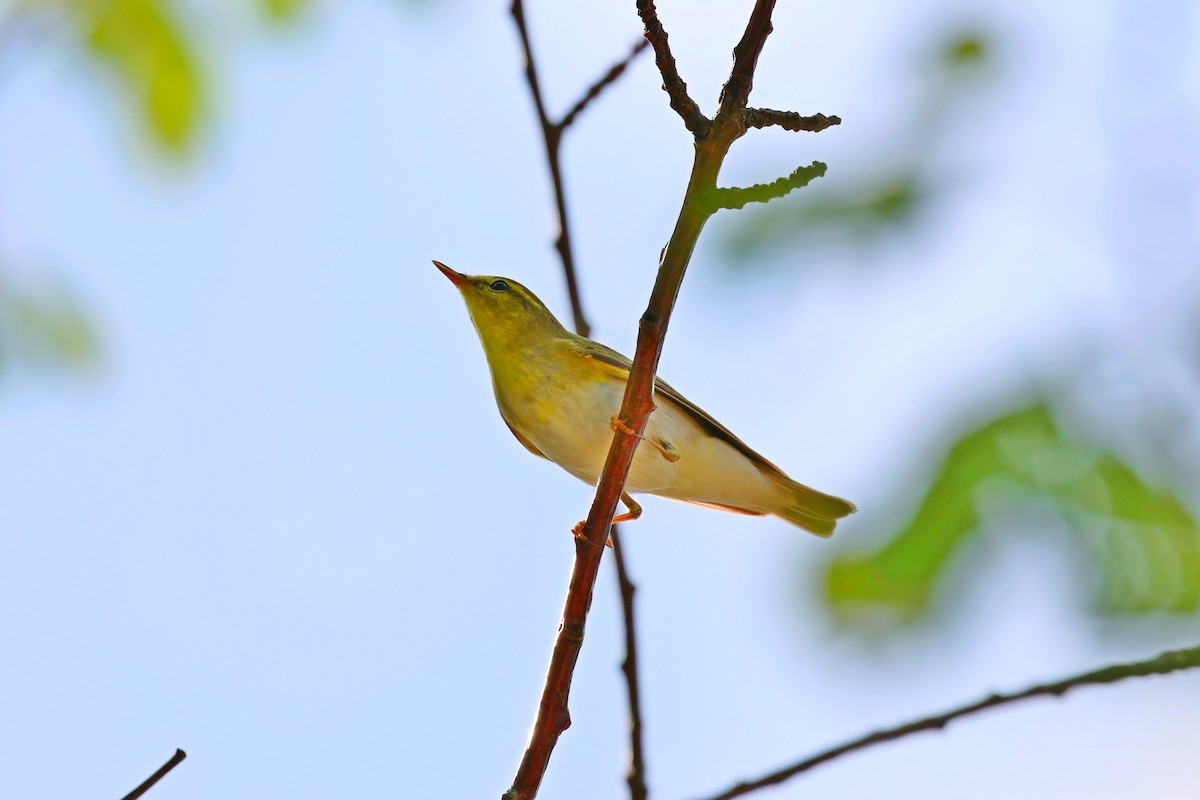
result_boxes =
[723,174,923,261]
[73,0,203,150]
[260,0,307,22]
[824,403,1200,627]
[722,28,996,269]
[1069,458,1200,613]
[0,281,100,373]
[941,32,988,69]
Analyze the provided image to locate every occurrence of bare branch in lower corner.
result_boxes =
[708,162,827,211]
[120,749,186,800]
[696,645,1200,800]
[744,107,841,133]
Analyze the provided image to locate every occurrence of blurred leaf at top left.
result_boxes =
[66,0,204,152]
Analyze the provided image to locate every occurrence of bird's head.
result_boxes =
[434,260,566,355]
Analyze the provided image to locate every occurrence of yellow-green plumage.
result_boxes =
[435,260,855,536]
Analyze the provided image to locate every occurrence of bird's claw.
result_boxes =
[572,521,612,548]
[610,416,637,437]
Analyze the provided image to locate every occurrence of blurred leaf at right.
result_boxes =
[823,402,1200,629]
[721,28,995,267]
[724,173,925,260]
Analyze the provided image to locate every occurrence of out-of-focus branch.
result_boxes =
[510,0,587,334]
[560,38,651,132]
[610,528,648,800]
[505,2,837,797]
[696,645,1200,800]
[120,749,186,800]
[511,0,649,337]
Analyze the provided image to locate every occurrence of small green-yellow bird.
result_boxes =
[435,260,855,536]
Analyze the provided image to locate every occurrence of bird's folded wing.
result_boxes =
[577,340,788,480]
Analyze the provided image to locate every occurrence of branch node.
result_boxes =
[561,620,585,642]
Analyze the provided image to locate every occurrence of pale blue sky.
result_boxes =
[2,1,1198,798]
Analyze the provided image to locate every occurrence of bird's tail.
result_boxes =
[770,477,856,537]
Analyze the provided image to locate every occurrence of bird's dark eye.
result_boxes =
[489,279,510,292]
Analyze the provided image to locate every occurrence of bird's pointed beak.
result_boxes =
[433,260,469,288]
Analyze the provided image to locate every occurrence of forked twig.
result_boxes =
[510,0,649,337]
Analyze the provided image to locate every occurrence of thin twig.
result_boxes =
[510,0,589,335]
[744,107,841,132]
[635,0,710,137]
[560,38,651,131]
[511,2,650,337]
[610,527,648,800]
[120,749,186,800]
[707,161,827,211]
[696,645,1200,800]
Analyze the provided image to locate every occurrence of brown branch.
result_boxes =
[610,527,648,800]
[696,645,1200,800]
[510,0,589,335]
[505,1,836,796]
[560,38,651,131]
[507,3,768,800]
[120,749,186,800]
[635,0,710,136]
[708,161,827,211]
[715,0,777,120]
[512,2,650,337]
[507,3,651,798]
[744,107,841,132]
